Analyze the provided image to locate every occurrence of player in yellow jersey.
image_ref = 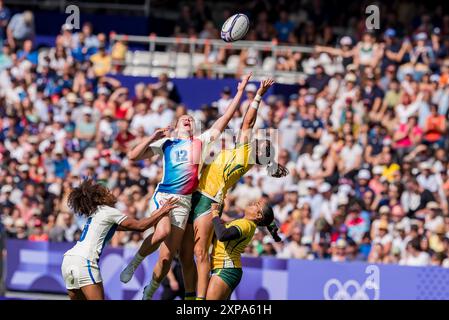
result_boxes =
[180,79,288,300]
[206,200,280,300]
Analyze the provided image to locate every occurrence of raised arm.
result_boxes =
[211,203,241,242]
[119,197,178,231]
[127,127,170,161]
[208,73,252,142]
[239,78,275,145]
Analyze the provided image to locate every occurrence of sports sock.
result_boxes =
[130,253,145,268]
[196,296,205,300]
[184,292,196,300]
[145,279,161,299]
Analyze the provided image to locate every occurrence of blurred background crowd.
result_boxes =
[1,0,449,273]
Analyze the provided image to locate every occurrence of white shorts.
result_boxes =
[143,191,192,237]
[61,255,102,290]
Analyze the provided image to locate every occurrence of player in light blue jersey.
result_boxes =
[120,73,252,300]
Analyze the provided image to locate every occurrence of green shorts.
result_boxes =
[187,191,218,224]
[212,268,243,291]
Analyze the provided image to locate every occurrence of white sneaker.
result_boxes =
[142,285,154,300]
[120,264,136,283]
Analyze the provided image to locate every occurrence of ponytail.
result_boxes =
[267,221,282,242]
[258,204,282,242]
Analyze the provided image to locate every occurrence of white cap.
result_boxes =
[306,180,317,189]
[338,184,353,196]
[420,162,432,170]
[82,107,93,115]
[415,32,428,41]
[98,87,111,95]
[336,238,347,248]
[340,36,353,46]
[358,169,371,180]
[66,92,77,103]
[28,136,39,144]
[263,235,274,245]
[245,83,257,92]
[19,164,30,172]
[151,96,167,111]
[1,185,13,193]
[372,165,384,175]
[345,73,357,82]
[2,215,14,226]
[48,183,62,196]
[430,74,440,82]
[61,23,73,31]
[312,145,327,160]
[337,194,349,205]
[83,91,94,101]
[15,218,26,228]
[318,182,332,193]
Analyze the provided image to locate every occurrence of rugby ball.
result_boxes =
[221,13,250,42]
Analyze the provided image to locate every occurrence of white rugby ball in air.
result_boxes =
[221,13,250,42]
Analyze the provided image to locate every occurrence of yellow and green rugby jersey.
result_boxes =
[211,218,257,269]
[197,142,254,202]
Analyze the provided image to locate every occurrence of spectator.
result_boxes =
[6,10,34,50]
[1,3,449,270]
[306,65,330,94]
[75,107,98,151]
[0,0,10,45]
[400,237,431,266]
[280,226,309,259]
[331,238,348,262]
[423,104,446,147]
[90,45,111,77]
[28,219,49,242]
[275,10,294,43]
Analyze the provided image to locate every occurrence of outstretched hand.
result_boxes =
[159,197,179,215]
[152,127,170,141]
[257,78,275,96]
[237,72,253,91]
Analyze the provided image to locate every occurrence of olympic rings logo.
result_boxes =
[323,265,380,300]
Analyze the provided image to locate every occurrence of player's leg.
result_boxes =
[120,191,172,283]
[80,283,105,300]
[206,268,242,300]
[62,255,89,300]
[206,272,233,300]
[179,222,197,299]
[121,215,171,283]
[142,225,185,300]
[178,192,201,299]
[75,258,104,300]
[142,195,191,300]
[67,289,85,300]
[139,215,172,256]
[193,213,214,300]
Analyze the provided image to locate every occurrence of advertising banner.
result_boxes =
[6,240,449,300]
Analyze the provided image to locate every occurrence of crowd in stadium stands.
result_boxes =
[1,0,449,270]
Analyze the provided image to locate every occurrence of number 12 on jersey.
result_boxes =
[175,149,188,162]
